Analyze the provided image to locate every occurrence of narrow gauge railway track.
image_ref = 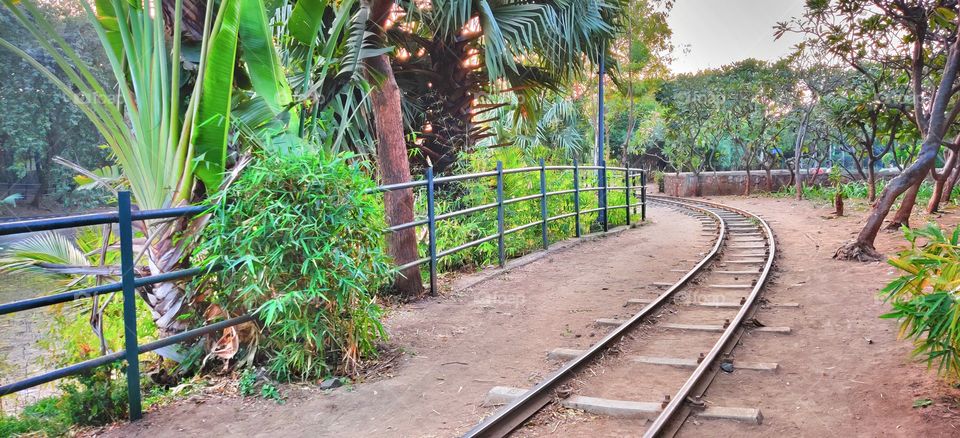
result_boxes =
[465,196,781,438]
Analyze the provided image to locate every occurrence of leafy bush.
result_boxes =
[0,396,68,437]
[197,151,391,381]
[775,179,960,207]
[57,366,128,426]
[0,366,128,436]
[883,223,960,380]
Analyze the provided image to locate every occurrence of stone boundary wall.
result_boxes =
[661,168,905,197]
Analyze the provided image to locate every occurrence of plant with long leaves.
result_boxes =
[0,0,281,338]
[883,223,960,381]
[480,92,589,160]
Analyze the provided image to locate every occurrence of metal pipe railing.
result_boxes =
[376,161,647,294]
[0,193,249,422]
[0,161,648,421]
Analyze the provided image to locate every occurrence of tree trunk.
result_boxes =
[764,167,773,192]
[794,157,803,201]
[834,190,844,216]
[365,0,423,298]
[744,168,752,196]
[31,152,49,208]
[793,110,810,201]
[838,14,960,260]
[886,180,922,231]
[927,148,956,213]
[836,140,939,261]
[366,54,423,298]
[867,164,876,203]
[941,157,960,204]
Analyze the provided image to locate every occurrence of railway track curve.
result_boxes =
[465,196,782,437]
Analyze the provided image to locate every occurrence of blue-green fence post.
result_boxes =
[601,161,608,232]
[539,158,548,249]
[573,159,581,238]
[641,170,647,221]
[118,191,142,421]
[626,169,632,226]
[496,161,505,267]
[426,167,437,295]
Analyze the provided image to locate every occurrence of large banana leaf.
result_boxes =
[92,0,123,63]
[193,0,241,192]
[239,0,293,116]
[289,0,331,46]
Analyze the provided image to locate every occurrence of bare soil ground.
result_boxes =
[96,196,960,437]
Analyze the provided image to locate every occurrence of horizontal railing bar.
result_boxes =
[436,234,498,258]
[578,187,604,193]
[396,257,430,271]
[375,179,428,192]
[130,206,207,221]
[503,193,542,206]
[545,189,576,197]
[433,171,498,184]
[0,313,254,397]
[139,314,255,355]
[0,350,125,396]
[502,167,541,175]
[580,207,605,214]
[0,212,118,236]
[0,267,205,316]
[504,220,542,236]
[435,202,498,222]
[371,166,644,194]
[606,185,628,190]
[0,206,210,237]
[387,218,428,233]
[547,212,577,222]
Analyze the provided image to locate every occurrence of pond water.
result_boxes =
[0,271,60,413]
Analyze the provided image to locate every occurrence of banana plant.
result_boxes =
[236,0,386,155]
[0,0,279,337]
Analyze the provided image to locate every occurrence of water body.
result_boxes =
[0,271,60,413]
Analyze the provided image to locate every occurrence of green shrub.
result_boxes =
[57,366,128,426]
[0,396,68,437]
[197,151,391,381]
[0,366,128,436]
[883,223,960,380]
[776,178,960,208]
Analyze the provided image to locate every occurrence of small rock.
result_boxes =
[320,378,343,390]
[720,362,735,373]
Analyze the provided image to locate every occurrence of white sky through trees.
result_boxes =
[667,0,806,74]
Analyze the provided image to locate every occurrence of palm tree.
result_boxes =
[361,0,626,297]
[388,0,625,170]
[0,0,278,336]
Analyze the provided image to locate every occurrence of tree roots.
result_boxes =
[884,220,908,231]
[833,241,884,262]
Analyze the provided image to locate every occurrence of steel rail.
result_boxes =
[462,198,726,438]
[642,195,775,437]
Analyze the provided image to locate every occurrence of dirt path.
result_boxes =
[670,195,960,437]
[99,196,960,437]
[102,205,707,437]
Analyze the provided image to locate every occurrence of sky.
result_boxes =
[667,0,807,74]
